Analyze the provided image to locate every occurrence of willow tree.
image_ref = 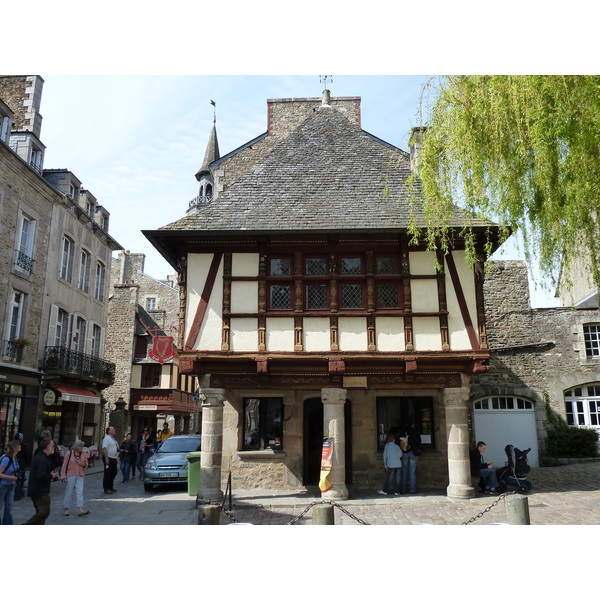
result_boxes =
[411,75,600,294]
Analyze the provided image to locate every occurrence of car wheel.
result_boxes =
[144,483,153,492]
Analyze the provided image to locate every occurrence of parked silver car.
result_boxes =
[143,435,201,491]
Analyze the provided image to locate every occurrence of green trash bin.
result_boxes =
[185,452,202,497]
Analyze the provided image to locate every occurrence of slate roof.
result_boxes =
[159,103,495,234]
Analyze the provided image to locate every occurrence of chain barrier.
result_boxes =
[210,498,370,525]
[461,490,517,525]
[207,474,517,525]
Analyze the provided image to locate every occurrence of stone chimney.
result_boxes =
[409,126,427,174]
[267,96,361,138]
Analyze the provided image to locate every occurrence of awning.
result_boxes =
[51,384,99,405]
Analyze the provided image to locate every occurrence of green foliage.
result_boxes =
[413,75,600,292]
[543,392,598,458]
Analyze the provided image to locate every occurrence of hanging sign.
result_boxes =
[148,336,176,364]
[318,437,334,493]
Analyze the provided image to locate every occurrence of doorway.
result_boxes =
[303,397,352,485]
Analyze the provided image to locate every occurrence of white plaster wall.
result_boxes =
[446,251,477,350]
[376,317,405,351]
[230,318,258,351]
[186,254,223,351]
[410,251,437,275]
[231,281,258,313]
[411,279,439,312]
[339,317,367,351]
[266,318,295,351]
[232,253,259,277]
[413,317,442,350]
[303,317,330,351]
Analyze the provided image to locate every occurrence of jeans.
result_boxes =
[382,467,402,494]
[0,483,15,525]
[120,456,133,481]
[480,468,499,490]
[63,475,85,509]
[23,495,51,525]
[401,451,418,493]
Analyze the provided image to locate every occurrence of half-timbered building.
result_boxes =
[144,90,501,500]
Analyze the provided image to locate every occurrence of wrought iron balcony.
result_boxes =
[42,346,116,385]
[3,340,24,363]
[15,250,34,274]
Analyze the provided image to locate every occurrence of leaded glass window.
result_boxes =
[306,284,327,309]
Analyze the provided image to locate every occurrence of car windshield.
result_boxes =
[157,437,201,453]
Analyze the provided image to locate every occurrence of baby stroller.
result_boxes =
[496,445,532,492]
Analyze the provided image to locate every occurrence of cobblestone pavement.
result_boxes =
[7,459,600,525]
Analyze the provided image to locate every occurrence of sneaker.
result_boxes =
[104,489,114,494]
[77,510,89,516]
[63,510,69,516]
[394,493,400,496]
[110,488,117,493]
[377,490,387,495]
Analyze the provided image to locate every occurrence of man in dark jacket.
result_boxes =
[22,438,59,524]
[470,441,499,494]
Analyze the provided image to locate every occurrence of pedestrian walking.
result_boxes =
[60,440,89,516]
[119,432,137,483]
[0,439,22,525]
[102,426,119,494]
[22,438,59,525]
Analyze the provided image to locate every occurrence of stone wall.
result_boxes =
[472,260,600,453]
[0,142,55,369]
[0,76,44,135]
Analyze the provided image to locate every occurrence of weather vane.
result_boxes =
[210,99,216,124]
[319,75,333,91]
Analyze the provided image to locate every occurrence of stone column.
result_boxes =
[444,380,476,499]
[198,388,225,503]
[321,388,349,500]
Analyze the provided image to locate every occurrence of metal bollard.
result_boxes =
[198,504,221,525]
[505,493,531,525]
[313,504,335,525]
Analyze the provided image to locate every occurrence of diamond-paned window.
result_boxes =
[270,258,291,276]
[377,283,398,308]
[341,284,363,308]
[270,285,291,309]
[341,257,362,275]
[306,284,327,309]
[306,258,327,276]
[377,257,397,274]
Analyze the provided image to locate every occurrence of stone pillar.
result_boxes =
[198,388,225,503]
[444,380,476,499]
[321,388,348,500]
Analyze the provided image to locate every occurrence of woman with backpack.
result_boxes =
[0,439,22,525]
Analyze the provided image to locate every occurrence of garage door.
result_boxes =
[473,396,539,468]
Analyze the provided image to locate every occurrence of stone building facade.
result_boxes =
[0,75,121,454]
[104,251,197,442]
[471,260,600,464]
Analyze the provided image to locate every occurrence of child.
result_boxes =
[378,433,403,496]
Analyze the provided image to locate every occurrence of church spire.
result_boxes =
[188,102,221,214]
[195,100,220,182]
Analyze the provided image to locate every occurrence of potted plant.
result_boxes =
[13,338,31,349]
